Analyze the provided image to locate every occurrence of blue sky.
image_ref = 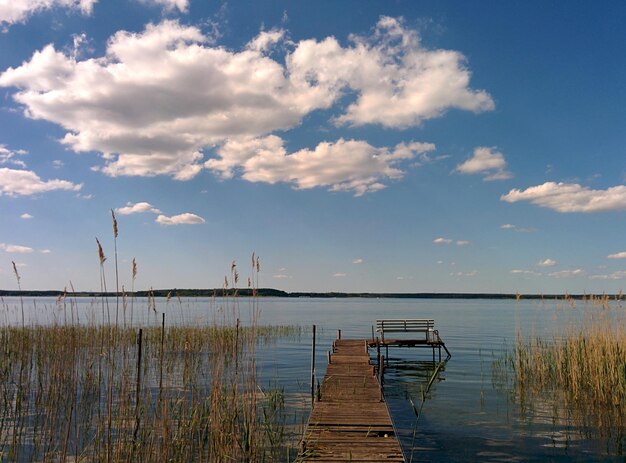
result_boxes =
[1,0,626,293]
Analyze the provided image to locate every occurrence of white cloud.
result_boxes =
[549,269,584,278]
[453,270,477,277]
[0,17,491,191]
[333,273,347,277]
[156,213,205,226]
[607,252,626,259]
[52,160,64,168]
[0,0,96,26]
[456,147,512,181]
[137,0,188,13]
[352,258,364,264]
[272,274,290,279]
[20,213,33,219]
[326,16,494,127]
[116,201,161,215]
[207,136,435,195]
[0,145,27,168]
[589,271,626,280]
[0,167,81,196]
[0,243,34,253]
[40,249,51,253]
[502,182,626,213]
[537,258,557,267]
[511,269,542,276]
[433,237,468,246]
[247,28,285,53]
[500,223,536,233]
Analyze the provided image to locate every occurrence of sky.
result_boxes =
[1,0,626,294]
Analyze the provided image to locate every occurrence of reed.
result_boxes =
[0,211,303,461]
[0,317,302,461]
[497,302,626,444]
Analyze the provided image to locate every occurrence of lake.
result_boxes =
[1,295,624,461]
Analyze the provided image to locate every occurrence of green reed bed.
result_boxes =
[495,302,626,450]
[0,321,302,462]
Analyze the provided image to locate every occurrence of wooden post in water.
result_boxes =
[133,328,143,442]
[337,329,341,340]
[310,325,316,406]
[378,355,385,402]
[377,340,381,379]
[159,313,165,403]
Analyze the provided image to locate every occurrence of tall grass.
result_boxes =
[496,301,626,448]
[0,212,303,461]
[0,320,301,461]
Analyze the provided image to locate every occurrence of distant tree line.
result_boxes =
[0,288,620,300]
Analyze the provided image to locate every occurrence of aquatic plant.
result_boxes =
[0,212,303,462]
[496,302,626,450]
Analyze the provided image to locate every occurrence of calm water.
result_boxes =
[2,296,623,461]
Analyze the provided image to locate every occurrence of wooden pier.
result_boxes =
[299,338,405,462]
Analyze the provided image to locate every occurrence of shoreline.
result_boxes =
[0,288,619,300]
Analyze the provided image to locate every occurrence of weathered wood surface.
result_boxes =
[299,339,404,462]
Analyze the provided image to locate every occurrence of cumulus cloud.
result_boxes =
[0,243,34,253]
[549,269,584,278]
[607,252,626,260]
[502,182,626,213]
[137,0,188,13]
[333,273,347,277]
[433,237,468,246]
[589,271,626,280]
[456,147,512,181]
[323,17,495,127]
[20,213,33,219]
[500,223,536,233]
[247,28,285,53]
[453,270,477,277]
[207,136,435,195]
[0,167,81,196]
[352,258,364,264]
[537,258,557,267]
[116,201,161,215]
[511,269,542,276]
[0,0,96,26]
[155,213,205,226]
[0,145,27,168]
[0,17,491,192]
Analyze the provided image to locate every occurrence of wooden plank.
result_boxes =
[299,339,405,462]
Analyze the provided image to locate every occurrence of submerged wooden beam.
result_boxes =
[299,339,405,462]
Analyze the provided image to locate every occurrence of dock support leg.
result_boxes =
[310,325,316,407]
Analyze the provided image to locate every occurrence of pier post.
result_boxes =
[311,324,316,406]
